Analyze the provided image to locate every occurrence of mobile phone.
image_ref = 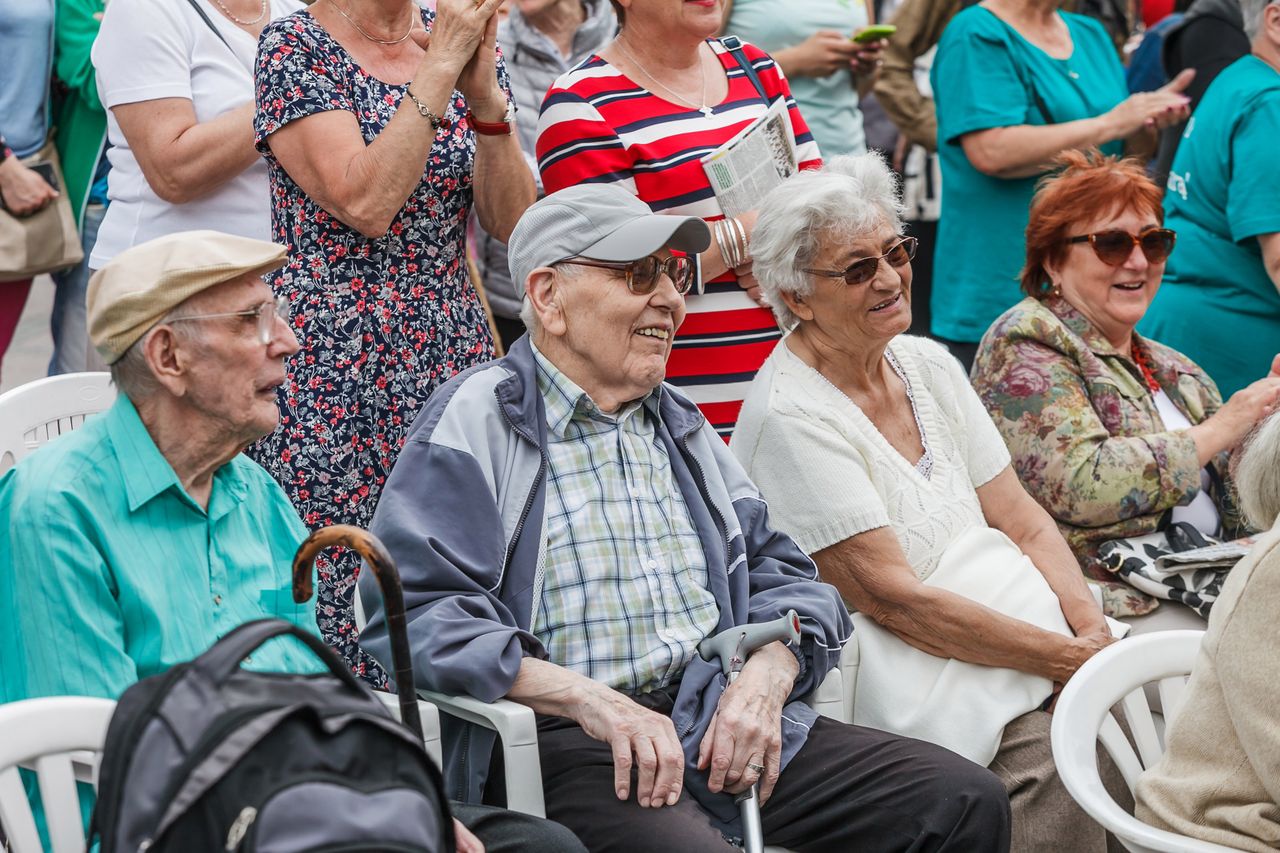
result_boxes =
[852,24,896,43]
[0,161,59,216]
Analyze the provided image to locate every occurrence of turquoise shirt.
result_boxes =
[1141,56,1280,398]
[0,395,321,707]
[723,0,868,157]
[931,7,1126,342]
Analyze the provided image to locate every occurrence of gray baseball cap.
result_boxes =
[507,183,711,293]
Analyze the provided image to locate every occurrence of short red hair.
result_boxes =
[1021,149,1164,298]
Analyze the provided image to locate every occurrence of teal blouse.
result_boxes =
[1141,56,1280,398]
[723,0,869,157]
[931,7,1127,343]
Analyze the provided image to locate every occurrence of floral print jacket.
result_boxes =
[972,296,1239,617]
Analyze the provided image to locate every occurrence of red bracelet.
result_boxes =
[465,109,513,136]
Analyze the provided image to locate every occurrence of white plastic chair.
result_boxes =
[1051,630,1236,853]
[0,372,115,473]
[0,697,115,853]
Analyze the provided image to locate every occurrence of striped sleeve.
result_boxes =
[537,60,636,195]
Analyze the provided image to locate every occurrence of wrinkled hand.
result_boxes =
[735,262,768,308]
[1104,68,1194,137]
[779,30,860,78]
[456,3,506,117]
[0,158,58,216]
[1060,629,1116,682]
[849,33,887,76]
[697,642,795,805]
[453,818,485,853]
[416,0,503,78]
[576,684,685,808]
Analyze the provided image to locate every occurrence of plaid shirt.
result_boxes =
[532,346,721,694]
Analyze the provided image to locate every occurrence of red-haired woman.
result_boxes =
[972,150,1280,619]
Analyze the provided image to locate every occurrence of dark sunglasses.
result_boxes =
[802,237,918,287]
[1066,228,1176,266]
[559,254,697,295]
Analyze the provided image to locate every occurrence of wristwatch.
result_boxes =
[466,100,516,136]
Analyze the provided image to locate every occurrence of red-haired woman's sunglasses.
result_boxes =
[1066,228,1176,266]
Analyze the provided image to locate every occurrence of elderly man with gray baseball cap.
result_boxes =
[361,185,1011,852]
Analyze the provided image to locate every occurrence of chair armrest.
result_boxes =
[373,690,443,768]
[807,666,845,722]
[840,633,861,724]
[419,690,546,819]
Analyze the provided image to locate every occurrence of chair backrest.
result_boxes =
[0,372,116,474]
[0,697,116,853]
[1051,630,1237,853]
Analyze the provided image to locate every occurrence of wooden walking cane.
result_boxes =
[291,525,423,739]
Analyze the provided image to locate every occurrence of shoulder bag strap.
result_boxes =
[716,35,773,105]
[183,0,235,53]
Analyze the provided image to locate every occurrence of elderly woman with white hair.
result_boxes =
[731,153,1127,852]
[1136,412,1280,851]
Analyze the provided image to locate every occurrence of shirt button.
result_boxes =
[629,487,639,498]
[647,559,658,569]
[213,595,222,606]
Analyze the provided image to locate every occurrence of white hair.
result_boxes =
[1242,0,1280,39]
[1236,411,1280,530]
[751,152,906,330]
[108,302,207,401]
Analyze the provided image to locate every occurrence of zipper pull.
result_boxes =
[224,806,258,851]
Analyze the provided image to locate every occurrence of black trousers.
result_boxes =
[453,801,587,853]
[533,687,1011,853]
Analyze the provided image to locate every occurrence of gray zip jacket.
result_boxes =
[359,337,852,832]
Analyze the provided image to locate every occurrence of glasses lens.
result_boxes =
[667,256,693,294]
[886,238,917,267]
[628,256,660,295]
[843,258,880,286]
[1087,231,1135,265]
[257,298,285,344]
[1139,229,1175,263]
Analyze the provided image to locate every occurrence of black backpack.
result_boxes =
[89,619,452,853]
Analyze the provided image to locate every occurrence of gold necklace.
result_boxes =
[328,0,416,45]
[615,39,713,118]
[210,0,267,26]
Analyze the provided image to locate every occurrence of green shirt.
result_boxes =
[0,395,321,706]
[1141,56,1280,399]
[723,0,868,157]
[931,7,1126,342]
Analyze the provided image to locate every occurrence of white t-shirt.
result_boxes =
[731,335,1012,578]
[90,0,303,268]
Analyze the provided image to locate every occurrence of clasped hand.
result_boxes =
[409,0,507,118]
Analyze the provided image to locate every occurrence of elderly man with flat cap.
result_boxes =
[0,230,585,853]
[360,185,1013,853]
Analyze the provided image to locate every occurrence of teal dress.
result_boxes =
[1140,56,1280,398]
[931,7,1126,343]
[723,0,868,156]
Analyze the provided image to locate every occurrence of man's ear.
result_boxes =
[526,268,567,337]
[142,326,190,397]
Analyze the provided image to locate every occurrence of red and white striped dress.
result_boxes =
[536,39,822,439]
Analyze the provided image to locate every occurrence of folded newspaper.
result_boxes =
[701,98,798,219]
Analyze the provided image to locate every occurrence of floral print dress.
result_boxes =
[971,296,1239,617]
[252,9,506,683]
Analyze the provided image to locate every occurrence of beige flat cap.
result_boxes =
[88,230,287,364]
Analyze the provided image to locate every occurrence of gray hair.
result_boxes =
[751,152,905,330]
[1236,411,1280,530]
[109,305,207,401]
[1242,0,1280,38]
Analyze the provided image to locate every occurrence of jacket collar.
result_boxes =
[504,0,615,64]
[1042,295,1199,388]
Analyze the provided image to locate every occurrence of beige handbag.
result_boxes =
[0,140,84,283]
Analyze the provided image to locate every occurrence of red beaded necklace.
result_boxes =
[1130,338,1162,394]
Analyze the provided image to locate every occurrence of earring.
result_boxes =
[1049,281,1062,298]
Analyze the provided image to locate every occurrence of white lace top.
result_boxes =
[731,335,1011,580]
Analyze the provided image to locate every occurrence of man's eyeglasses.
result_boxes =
[559,254,697,295]
[802,237,918,287]
[1066,228,1176,266]
[167,296,289,345]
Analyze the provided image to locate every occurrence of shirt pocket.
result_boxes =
[1085,372,1152,436]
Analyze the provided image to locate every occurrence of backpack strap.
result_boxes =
[717,36,772,104]
[195,619,366,692]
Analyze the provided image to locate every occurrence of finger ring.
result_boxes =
[746,762,765,773]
